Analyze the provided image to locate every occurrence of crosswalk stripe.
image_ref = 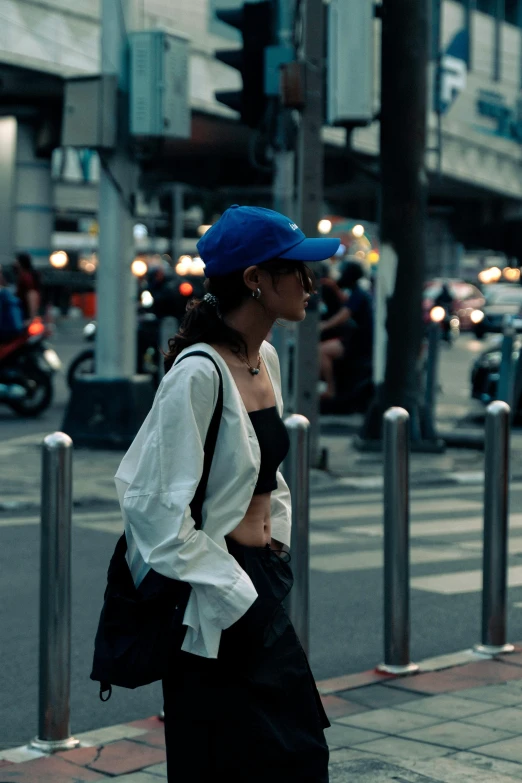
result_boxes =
[310,545,477,573]
[411,565,522,594]
[341,513,522,539]
[311,497,481,522]
[309,484,488,507]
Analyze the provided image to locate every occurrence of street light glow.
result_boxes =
[131,258,148,277]
[318,219,332,234]
[49,250,69,269]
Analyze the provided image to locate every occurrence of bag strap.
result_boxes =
[174,351,224,529]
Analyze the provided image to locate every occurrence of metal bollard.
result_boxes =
[475,401,514,655]
[497,319,516,407]
[31,433,79,752]
[377,408,419,675]
[283,414,310,656]
[423,321,441,442]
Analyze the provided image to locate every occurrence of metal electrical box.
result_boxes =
[62,75,118,148]
[129,30,190,139]
[327,0,374,126]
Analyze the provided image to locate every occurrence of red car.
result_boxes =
[423,279,485,331]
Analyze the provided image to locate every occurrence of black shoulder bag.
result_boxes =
[90,352,223,701]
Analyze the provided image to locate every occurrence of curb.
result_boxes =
[316,643,522,696]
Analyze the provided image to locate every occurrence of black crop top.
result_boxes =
[248,406,290,495]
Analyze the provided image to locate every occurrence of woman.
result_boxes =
[114,205,340,782]
[14,252,41,321]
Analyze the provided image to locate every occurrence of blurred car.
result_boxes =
[470,284,522,338]
[470,335,522,413]
[423,279,485,331]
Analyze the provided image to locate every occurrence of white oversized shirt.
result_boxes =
[114,340,292,659]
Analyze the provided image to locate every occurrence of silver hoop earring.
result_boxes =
[252,288,261,300]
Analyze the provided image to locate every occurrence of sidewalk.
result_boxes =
[4,649,522,781]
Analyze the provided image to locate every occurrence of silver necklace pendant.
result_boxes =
[250,367,260,375]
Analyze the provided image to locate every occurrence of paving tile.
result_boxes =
[338,684,426,709]
[401,719,515,750]
[336,707,442,734]
[385,670,480,694]
[142,762,168,777]
[321,694,368,719]
[130,731,165,749]
[57,746,101,766]
[456,660,522,683]
[352,735,451,759]
[317,669,395,696]
[462,706,522,733]
[0,754,106,782]
[325,723,385,749]
[396,693,500,719]
[96,775,161,783]
[457,683,522,706]
[449,750,522,780]
[328,748,376,765]
[85,739,165,776]
[329,756,445,782]
[75,724,148,746]
[400,755,522,783]
[473,734,522,763]
[497,651,522,667]
[127,718,164,732]
[0,760,13,768]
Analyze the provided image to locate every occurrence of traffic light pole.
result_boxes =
[271,0,297,410]
[63,0,155,447]
[293,0,324,466]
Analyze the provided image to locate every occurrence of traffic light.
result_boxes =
[215,1,273,128]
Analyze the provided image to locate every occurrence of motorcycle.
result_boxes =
[67,310,162,389]
[0,318,61,416]
[67,286,175,388]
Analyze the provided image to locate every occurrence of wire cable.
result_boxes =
[98,153,135,216]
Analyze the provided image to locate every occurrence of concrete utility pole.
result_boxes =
[293,0,324,465]
[361,0,430,443]
[63,0,155,447]
[96,0,138,379]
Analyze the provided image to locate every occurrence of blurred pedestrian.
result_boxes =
[14,252,41,321]
[319,261,373,398]
[115,205,339,782]
[0,265,24,341]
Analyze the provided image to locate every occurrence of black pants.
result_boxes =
[162,539,329,782]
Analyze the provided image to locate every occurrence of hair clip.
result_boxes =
[203,293,221,316]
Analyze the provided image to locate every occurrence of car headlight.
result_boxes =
[479,350,502,368]
[141,290,154,308]
[470,309,485,324]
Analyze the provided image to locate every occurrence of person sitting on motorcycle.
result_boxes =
[319,261,373,399]
[434,282,454,314]
[0,266,24,342]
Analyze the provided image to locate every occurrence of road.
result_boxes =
[2,480,522,750]
[0,323,511,748]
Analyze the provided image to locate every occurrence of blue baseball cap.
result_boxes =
[197,205,340,277]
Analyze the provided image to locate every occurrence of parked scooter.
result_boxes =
[0,318,61,416]
[67,311,161,388]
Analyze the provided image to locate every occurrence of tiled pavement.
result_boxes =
[6,652,522,781]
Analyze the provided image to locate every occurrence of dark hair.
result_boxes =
[16,252,33,271]
[338,261,364,289]
[164,259,315,373]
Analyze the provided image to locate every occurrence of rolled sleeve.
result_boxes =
[120,356,258,631]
